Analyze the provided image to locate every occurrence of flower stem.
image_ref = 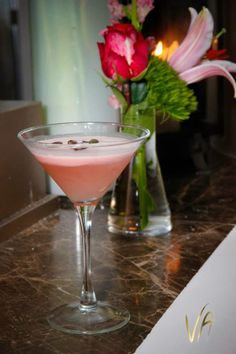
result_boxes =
[131,0,141,31]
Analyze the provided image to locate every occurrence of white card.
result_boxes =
[134,226,236,354]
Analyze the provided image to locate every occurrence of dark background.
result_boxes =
[143,0,236,175]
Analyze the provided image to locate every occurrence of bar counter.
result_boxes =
[0,152,235,354]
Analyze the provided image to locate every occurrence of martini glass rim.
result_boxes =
[17,121,150,149]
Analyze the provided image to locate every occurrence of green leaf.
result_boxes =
[133,145,150,228]
[131,82,148,104]
[100,74,112,87]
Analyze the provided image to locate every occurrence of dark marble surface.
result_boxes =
[0,153,235,354]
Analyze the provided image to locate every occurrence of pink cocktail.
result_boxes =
[31,136,137,204]
[18,122,149,335]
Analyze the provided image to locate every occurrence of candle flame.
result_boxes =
[153,41,163,57]
[153,40,179,61]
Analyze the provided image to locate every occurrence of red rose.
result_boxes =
[98,23,149,80]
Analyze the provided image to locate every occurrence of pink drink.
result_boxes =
[31,135,138,203]
[18,122,149,335]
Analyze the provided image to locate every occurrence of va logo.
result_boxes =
[185,304,213,343]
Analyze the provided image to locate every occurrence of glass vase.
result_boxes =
[108,106,172,237]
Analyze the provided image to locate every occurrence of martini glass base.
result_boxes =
[47,301,130,335]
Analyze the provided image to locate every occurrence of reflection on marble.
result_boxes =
[0,155,235,353]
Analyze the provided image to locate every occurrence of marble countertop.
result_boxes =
[0,153,235,354]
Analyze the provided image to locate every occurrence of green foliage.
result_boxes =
[103,56,198,122]
[133,144,156,229]
[123,104,155,135]
[130,81,148,104]
[145,56,198,121]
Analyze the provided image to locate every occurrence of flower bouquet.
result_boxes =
[97,0,236,236]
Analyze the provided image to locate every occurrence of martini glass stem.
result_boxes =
[75,203,97,309]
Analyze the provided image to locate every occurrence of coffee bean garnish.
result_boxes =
[89,139,99,144]
[73,147,87,151]
[82,139,99,144]
[67,139,87,151]
[52,141,63,144]
[66,138,99,151]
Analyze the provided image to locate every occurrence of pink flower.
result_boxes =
[98,23,149,80]
[108,0,125,23]
[168,7,236,96]
[108,94,121,109]
[136,0,154,23]
[108,0,154,24]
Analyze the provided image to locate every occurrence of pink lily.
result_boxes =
[168,7,236,97]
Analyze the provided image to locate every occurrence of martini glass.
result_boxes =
[18,122,149,335]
